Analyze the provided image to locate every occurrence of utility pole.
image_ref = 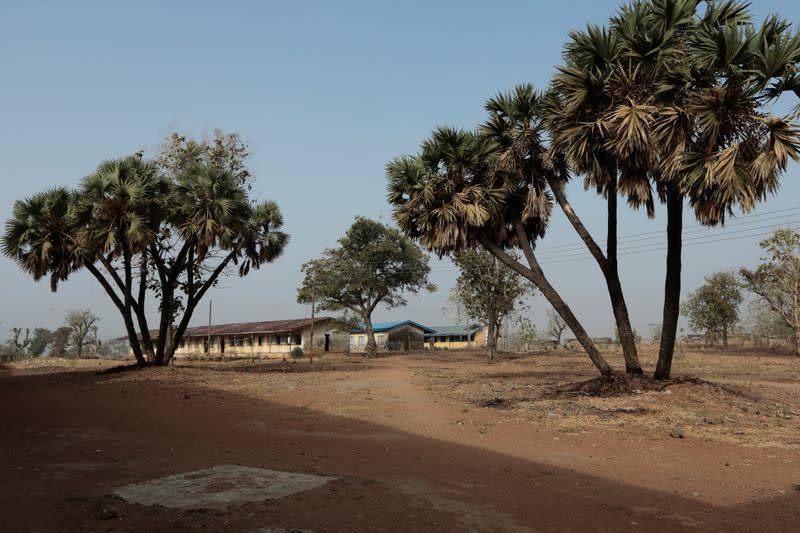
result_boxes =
[208,300,212,355]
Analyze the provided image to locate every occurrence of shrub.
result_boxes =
[290,346,304,359]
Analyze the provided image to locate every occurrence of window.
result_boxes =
[377,334,386,345]
[358,336,366,346]
[292,334,301,345]
[258,336,263,346]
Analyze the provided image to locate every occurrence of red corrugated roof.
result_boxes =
[130,317,333,340]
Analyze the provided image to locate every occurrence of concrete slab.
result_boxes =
[113,465,335,510]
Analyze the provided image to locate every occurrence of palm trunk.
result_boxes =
[606,179,642,375]
[654,189,683,380]
[85,263,145,365]
[481,229,613,375]
[549,176,642,374]
[136,250,156,362]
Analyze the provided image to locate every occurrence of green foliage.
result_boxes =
[28,328,53,357]
[451,248,532,356]
[297,217,434,358]
[683,271,743,343]
[49,326,72,357]
[290,346,304,359]
[2,131,288,366]
[547,0,800,224]
[740,228,800,353]
[156,129,252,186]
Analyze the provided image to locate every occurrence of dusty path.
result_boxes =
[1,357,799,531]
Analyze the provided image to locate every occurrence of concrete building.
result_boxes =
[349,320,434,353]
[426,325,487,350]
[164,318,346,358]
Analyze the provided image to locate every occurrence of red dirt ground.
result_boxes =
[2,349,800,532]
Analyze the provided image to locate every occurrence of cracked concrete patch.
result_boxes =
[113,465,335,510]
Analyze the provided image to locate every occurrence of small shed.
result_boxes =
[350,320,434,353]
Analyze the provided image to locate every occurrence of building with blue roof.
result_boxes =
[350,320,434,353]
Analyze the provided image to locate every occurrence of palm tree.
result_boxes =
[388,126,613,375]
[2,187,78,292]
[165,164,288,364]
[549,0,800,379]
[626,1,799,379]
[489,83,644,375]
[76,155,168,363]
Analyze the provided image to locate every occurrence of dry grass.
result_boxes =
[410,345,800,448]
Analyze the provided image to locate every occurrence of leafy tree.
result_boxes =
[297,217,434,358]
[682,271,743,347]
[741,228,800,355]
[451,248,531,360]
[28,328,53,357]
[49,326,72,357]
[156,129,252,186]
[2,132,288,366]
[546,309,567,345]
[546,1,800,379]
[64,309,99,358]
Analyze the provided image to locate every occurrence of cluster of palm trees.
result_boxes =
[2,156,288,366]
[387,0,800,379]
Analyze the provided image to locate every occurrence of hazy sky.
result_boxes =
[2,0,799,341]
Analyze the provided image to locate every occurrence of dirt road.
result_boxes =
[1,354,799,531]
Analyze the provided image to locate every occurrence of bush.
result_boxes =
[290,346,304,359]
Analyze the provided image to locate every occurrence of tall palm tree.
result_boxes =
[2,188,78,292]
[491,83,644,375]
[165,164,288,364]
[548,0,800,379]
[388,126,614,375]
[76,155,168,362]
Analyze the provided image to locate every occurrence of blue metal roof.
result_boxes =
[352,320,435,334]
[426,325,483,337]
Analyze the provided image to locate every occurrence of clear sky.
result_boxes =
[2,0,799,341]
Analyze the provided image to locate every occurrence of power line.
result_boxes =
[537,205,800,254]
[536,217,800,261]
[538,224,800,266]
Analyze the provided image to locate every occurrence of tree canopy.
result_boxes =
[2,131,288,366]
[740,228,800,355]
[683,271,743,346]
[387,0,800,378]
[451,248,532,360]
[297,217,434,357]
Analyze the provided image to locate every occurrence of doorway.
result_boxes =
[324,333,330,352]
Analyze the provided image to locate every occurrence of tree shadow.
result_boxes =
[1,368,798,532]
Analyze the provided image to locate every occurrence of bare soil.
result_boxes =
[2,346,800,532]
